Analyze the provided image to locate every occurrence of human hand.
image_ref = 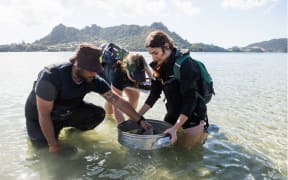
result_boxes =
[49,143,78,157]
[164,127,177,144]
[140,120,153,131]
[48,144,60,153]
[137,116,153,131]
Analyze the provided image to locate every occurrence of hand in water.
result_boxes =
[49,144,78,158]
[140,120,153,131]
[164,127,177,144]
[49,144,60,153]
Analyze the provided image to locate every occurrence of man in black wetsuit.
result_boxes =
[25,43,151,153]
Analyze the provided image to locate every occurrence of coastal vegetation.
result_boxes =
[0,22,286,52]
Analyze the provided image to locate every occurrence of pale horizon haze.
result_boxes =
[0,0,287,48]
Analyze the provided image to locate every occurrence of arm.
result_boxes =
[178,59,200,117]
[102,90,151,129]
[110,85,125,123]
[143,79,163,108]
[164,114,189,144]
[138,104,151,116]
[137,78,162,117]
[165,60,201,144]
[145,67,153,79]
[36,95,59,152]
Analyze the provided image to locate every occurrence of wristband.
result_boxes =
[137,116,145,125]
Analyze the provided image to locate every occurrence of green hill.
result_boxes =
[0,22,224,52]
[0,22,286,52]
[244,38,287,52]
[33,22,192,51]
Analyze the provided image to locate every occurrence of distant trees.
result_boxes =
[0,23,286,52]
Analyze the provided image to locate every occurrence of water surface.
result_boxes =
[0,52,286,179]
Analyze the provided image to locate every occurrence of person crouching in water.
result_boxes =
[138,31,208,148]
[100,43,152,123]
[25,43,151,153]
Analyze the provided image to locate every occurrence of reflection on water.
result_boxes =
[0,52,286,179]
[22,122,284,180]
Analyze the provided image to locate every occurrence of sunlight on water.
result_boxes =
[0,52,286,179]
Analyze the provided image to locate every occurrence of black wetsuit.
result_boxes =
[25,62,110,142]
[145,48,207,129]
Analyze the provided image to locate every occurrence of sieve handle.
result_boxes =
[155,135,171,146]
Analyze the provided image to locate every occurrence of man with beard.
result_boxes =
[25,43,151,153]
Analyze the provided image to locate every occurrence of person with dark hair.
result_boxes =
[25,43,151,153]
[138,31,209,148]
[100,43,152,123]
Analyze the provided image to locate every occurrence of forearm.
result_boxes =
[138,104,151,116]
[38,115,57,146]
[180,96,197,117]
[173,114,189,131]
[103,91,141,123]
[145,79,162,107]
[113,97,141,122]
[36,95,57,146]
[164,114,189,144]
[111,86,125,123]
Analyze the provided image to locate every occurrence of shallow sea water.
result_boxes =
[0,52,286,179]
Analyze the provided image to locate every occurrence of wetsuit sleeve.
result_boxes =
[179,59,200,117]
[145,79,163,107]
[35,70,57,101]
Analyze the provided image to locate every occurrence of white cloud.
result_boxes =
[95,0,201,17]
[84,0,193,17]
[172,0,201,16]
[221,0,278,10]
[0,0,77,43]
[0,0,282,45]
[0,0,200,28]
[0,0,74,26]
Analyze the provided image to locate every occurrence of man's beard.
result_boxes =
[75,69,94,83]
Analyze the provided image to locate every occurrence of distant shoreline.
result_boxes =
[0,51,286,53]
[1,23,286,53]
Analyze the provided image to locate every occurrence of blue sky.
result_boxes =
[0,0,286,48]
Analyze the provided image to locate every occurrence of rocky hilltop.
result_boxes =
[0,22,286,52]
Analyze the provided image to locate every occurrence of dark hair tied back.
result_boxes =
[144,31,174,49]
